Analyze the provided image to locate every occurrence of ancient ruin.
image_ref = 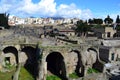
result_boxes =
[0,25,120,80]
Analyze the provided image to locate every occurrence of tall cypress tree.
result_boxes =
[116,15,120,24]
[0,13,10,29]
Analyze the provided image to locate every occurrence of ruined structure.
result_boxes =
[0,26,120,80]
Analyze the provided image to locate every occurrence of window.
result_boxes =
[111,53,114,60]
[5,57,10,65]
[107,32,110,37]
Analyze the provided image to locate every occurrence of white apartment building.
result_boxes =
[72,18,80,24]
[63,18,72,24]
[8,16,79,25]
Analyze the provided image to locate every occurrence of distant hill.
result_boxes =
[47,17,64,20]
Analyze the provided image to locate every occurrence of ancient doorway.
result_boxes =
[46,52,67,79]
[107,32,111,37]
[3,46,18,65]
[111,53,115,61]
[21,46,36,64]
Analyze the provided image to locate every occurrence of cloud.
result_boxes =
[81,9,93,20]
[57,3,82,18]
[0,0,93,19]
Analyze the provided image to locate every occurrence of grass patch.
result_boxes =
[0,66,34,80]
[46,75,61,80]
[69,72,79,79]
[87,68,99,74]
[19,67,34,80]
[0,66,16,80]
[0,71,15,80]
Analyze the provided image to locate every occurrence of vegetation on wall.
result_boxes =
[69,72,79,79]
[46,75,61,80]
[87,68,99,74]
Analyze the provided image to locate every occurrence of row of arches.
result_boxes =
[2,45,99,79]
[2,46,68,79]
[2,46,36,66]
[2,46,38,79]
[45,47,98,79]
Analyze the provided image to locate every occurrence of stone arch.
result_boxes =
[87,47,98,53]
[3,46,18,65]
[2,44,20,51]
[46,51,67,79]
[87,47,98,65]
[90,47,104,72]
[21,46,36,65]
[69,50,82,76]
[79,47,98,76]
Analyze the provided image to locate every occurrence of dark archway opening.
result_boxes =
[113,33,117,37]
[21,46,36,64]
[87,48,97,53]
[4,57,10,64]
[3,46,18,65]
[21,46,37,79]
[107,32,111,37]
[46,52,67,80]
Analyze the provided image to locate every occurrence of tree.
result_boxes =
[88,18,103,24]
[104,15,113,25]
[75,20,89,37]
[93,18,103,24]
[88,19,94,24]
[116,25,120,31]
[0,13,10,29]
[116,15,120,24]
[84,20,88,24]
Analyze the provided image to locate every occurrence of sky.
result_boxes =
[0,0,120,20]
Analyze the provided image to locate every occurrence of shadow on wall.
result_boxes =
[71,50,84,77]
[21,46,38,79]
[46,52,68,80]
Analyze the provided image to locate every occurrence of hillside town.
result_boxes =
[8,15,79,26]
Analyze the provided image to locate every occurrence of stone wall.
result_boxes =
[102,39,120,47]
[99,47,109,63]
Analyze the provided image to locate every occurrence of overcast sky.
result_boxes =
[0,0,120,20]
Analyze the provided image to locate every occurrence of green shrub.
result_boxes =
[46,75,61,80]
[69,72,79,79]
[87,68,99,74]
